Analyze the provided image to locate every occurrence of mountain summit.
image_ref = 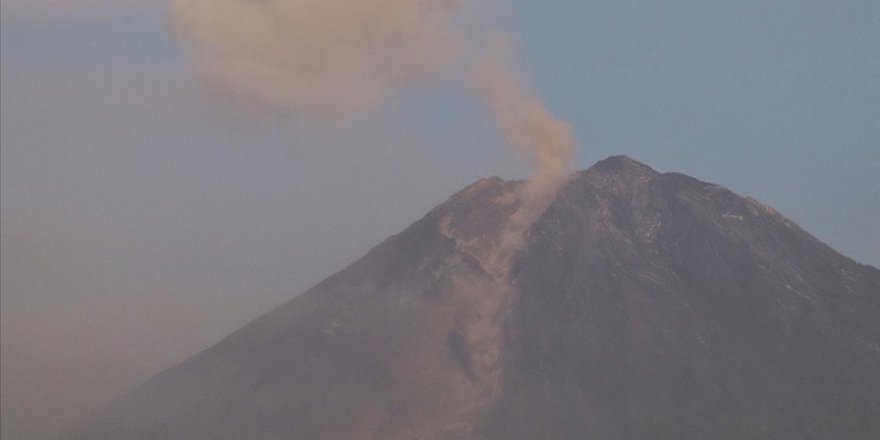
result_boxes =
[61,156,880,440]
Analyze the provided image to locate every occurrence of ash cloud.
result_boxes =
[170,0,579,269]
[473,35,576,273]
[170,5,578,420]
[170,0,464,117]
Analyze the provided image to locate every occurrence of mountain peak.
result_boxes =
[555,155,661,206]
[585,154,659,177]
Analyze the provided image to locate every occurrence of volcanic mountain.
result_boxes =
[60,156,880,440]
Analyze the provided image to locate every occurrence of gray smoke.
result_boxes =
[170,0,464,116]
[170,0,578,268]
[473,34,576,274]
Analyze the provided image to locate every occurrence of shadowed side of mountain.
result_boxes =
[486,156,880,440]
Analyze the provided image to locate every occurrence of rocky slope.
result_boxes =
[60,156,880,440]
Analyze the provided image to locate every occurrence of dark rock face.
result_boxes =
[60,157,880,440]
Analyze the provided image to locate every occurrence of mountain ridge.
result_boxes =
[59,155,880,440]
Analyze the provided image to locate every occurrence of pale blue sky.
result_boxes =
[2,1,878,439]
[511,0,880,266]
[3,1,878,264]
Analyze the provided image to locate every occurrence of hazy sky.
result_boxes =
[2,1,878,439]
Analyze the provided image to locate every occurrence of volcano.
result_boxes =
[60,156,880,440]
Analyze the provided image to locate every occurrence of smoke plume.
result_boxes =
[170,0,463,116]
[473,35,576,274]
[63,4,579,433]
[170,0,577,269]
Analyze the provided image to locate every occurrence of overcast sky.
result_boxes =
[2,1,878,439]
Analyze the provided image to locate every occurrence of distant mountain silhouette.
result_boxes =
[60,156,880,440]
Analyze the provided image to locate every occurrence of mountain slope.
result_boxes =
[61,156,880,440]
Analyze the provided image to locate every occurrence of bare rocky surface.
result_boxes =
[60,156,880,440]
